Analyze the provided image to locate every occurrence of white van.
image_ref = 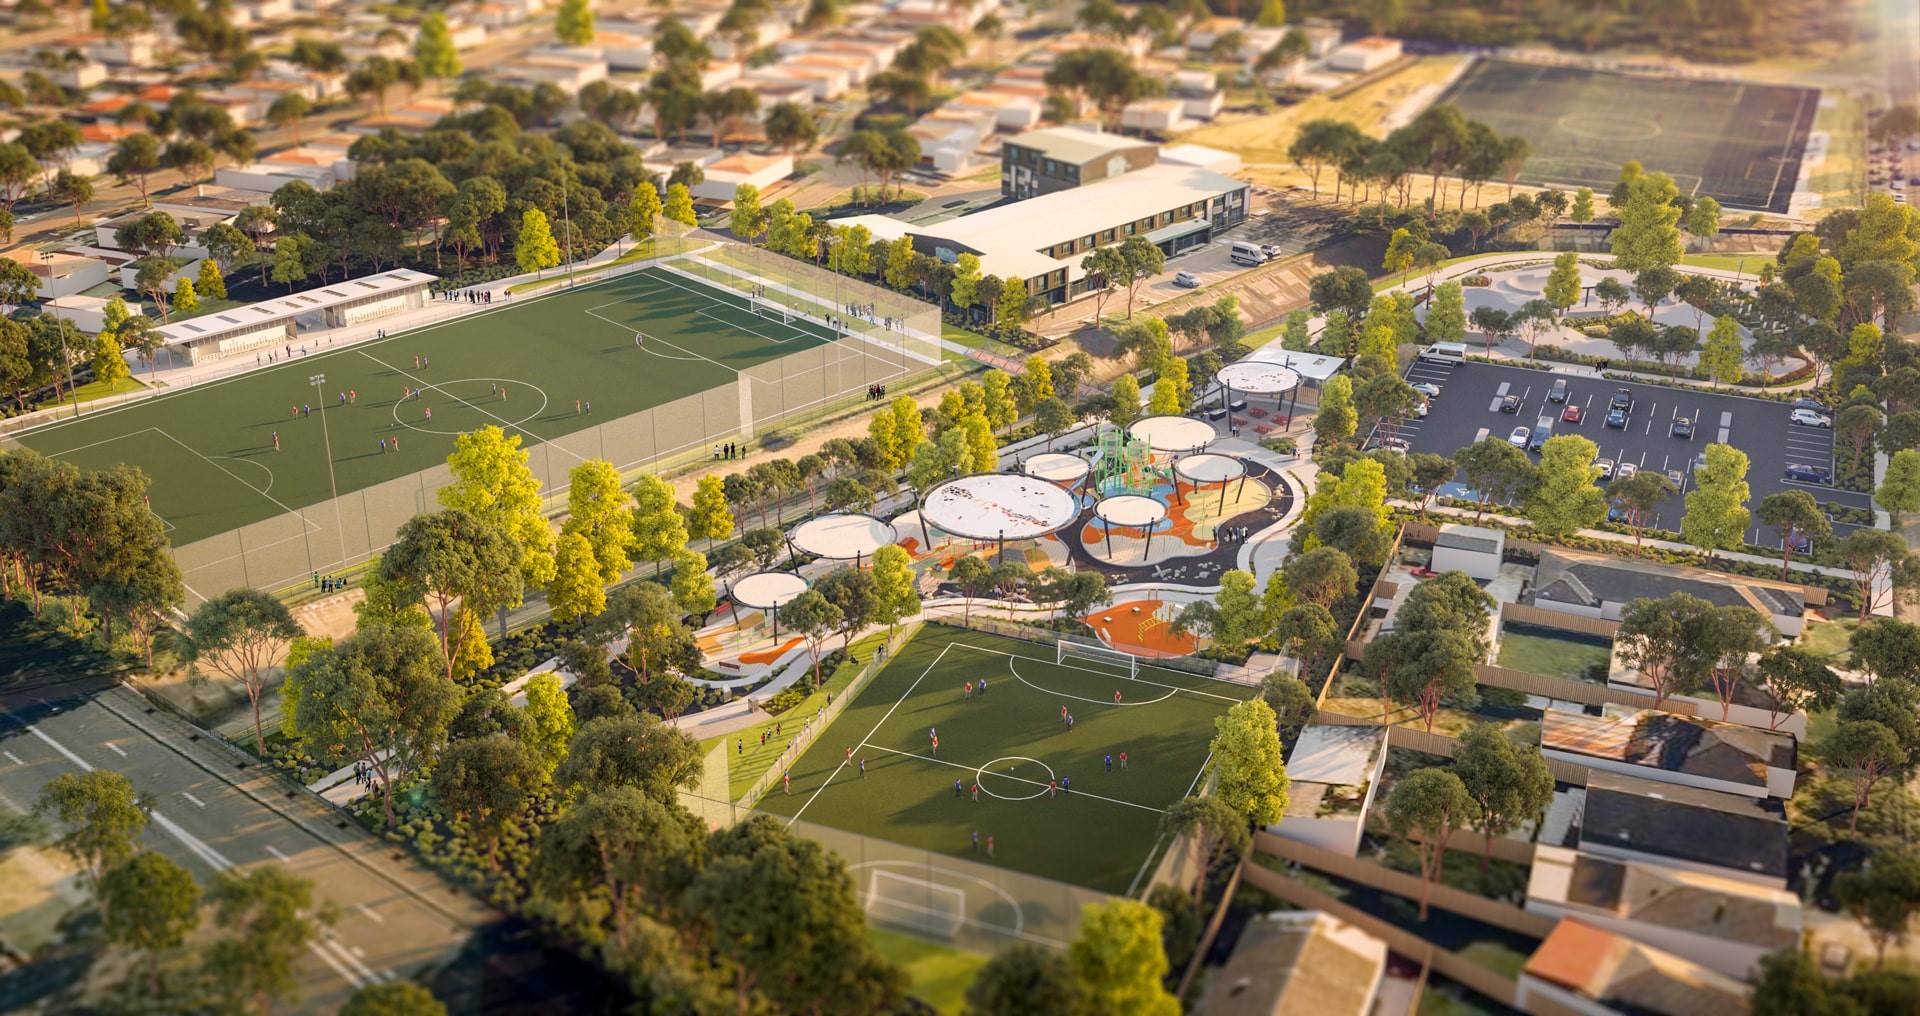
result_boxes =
[1418,341,1468,364]
[1229,241,1267,266]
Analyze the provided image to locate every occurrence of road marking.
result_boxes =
[182,791,206,808]
[266,844,292,863]
[322,938,386,983]
[356,903,386,924]
[308,942,364,989]
[106,743,128,757]
[2,751,21,765]
[28,725,93,770]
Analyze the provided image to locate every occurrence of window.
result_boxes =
[1124,223,1134,235]
[1084,235,1094,246]
[1045,159,1056,174]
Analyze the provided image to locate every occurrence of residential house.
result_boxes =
[1119,99,1189,134]
[1168,70,1225,120]
[1430,524,1505,582]
[1518,918,1750,1016]
[1272,725,1386,858]
[499,52,611,95]
[690,151,793,202]
[1540,707,1796,799]
[1525,547,1810,638]
[1327,36,1403,72]
[908,109,998,174]
[1527,845,1799,981]
[1563,772,1791,889]
[1,249,112,301]
[1196,911,1387,1016]
[943,90,1042,131]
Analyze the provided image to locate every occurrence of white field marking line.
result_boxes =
[152,429,321,529]
[863,744,1167,814]
[14,263,674,437]
[1004,658,1178,707]
[580,305,734,373]
[949,642,1244,706]
[1183,751,1213,799]
[596,270,820,348]
[210,454,276,494]
[787,641,956,826]
[1126,832,1171,899]
[356,902,386,924]
[106,742,128,757]
[182,791,206,808]
[695,307,817,347]
[356,349,587,467]
[265,844,292,863]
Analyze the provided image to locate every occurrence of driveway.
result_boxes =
[1383,360,1874,546]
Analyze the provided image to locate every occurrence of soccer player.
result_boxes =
[1120,751,1129,770]
[1060,705,1068,723]
[931,735,939,756]
[1068,714,1074,731]
[964,681,972,699]
[783,770,791,794]
[1048,779,1057,798]
[1062,776,1071,794]
[635,331,644,348]
[970,783,979,802]
[1105,753,1113,772]
[1114,690,1123,704]
[954,779,963,798]
[978,677,987,696]
[272,432,280,451]
[971,831,979,852]
[987,836,994,858]
[859,759,867,778]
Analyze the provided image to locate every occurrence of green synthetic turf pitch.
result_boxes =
[755,625,1253,895]
[1436,58,1818,213]
[13,268,837,545]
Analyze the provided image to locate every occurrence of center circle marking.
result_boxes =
[389,377,551,435]
[974,756,1056,800]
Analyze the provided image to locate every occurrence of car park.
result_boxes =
[1508,426,1531,448]
[1789,409,1832,427]
[1616,462,1638,480]
[1499,395,1521,413]
[1563,405,1584,423]
[1785,463,1832,484]
[1594,458,1614,479]
[1605,408,1629,428]
[1173,272,1201,288]
[1671,417,1694,438]
[1548,379,1568,403]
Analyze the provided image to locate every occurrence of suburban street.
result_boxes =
[0,683,495,1010]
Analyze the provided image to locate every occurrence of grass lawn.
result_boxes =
[1680,253,1771,273]
[708,629,894,802]
[804,187,930,215]
[867,926,990,1015]
[1797,616,1858,665]
[939,323,1019,358]
[755,624,1252,894]
[18,266,913,546]
[1181,56,1467,184]
[65,374,147,406]
[1495,626,1612,684]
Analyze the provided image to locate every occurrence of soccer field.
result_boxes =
[12,266,907,548]
[1437,58,1818,212]
[756,625,1252,895]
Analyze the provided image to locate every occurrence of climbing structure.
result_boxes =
[1092,424,1156,497]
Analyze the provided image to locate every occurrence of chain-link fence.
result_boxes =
[920,605,1226,681]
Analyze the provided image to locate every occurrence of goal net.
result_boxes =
[1057,638,1139,679]
[865,870,966,940]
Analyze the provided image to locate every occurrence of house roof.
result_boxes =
[1002,125,1155,164]
[1531,845,1799,951]
[1530,547,1805,618]
[1435,524,1504,554]
[1202,911,1385,1016]
[1542,708,1794,788]
[1579,772,1789,880]
[1525,919,1750,1016]
[1286,724,1384,786]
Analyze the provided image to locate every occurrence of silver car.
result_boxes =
[1593,457,1615,480]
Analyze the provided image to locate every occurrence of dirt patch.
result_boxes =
[0,842,86,958]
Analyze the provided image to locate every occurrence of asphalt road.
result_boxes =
[0,684,495,1010]
[1383,360,1875,546]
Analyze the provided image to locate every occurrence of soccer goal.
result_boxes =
[1057,638,1140,679]
[865,870,966,940]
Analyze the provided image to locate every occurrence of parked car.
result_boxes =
[1173,271,1201,288]
[1693,451,1708,472]
[1788,532,1814,554]
[1410,400,1429,417]
[1616,462,1639,480]
[1562,404,1584,423]
[1413,382,1441,398]
[1508,425,1531,448]
[1666,468,1685,488]
[1609,388,1634,411]
[1548,378,1569,403]
[1260,243,1283,257]
[1785,463,1833,484]
[1370,437,1411,453]
[1671,417,1694,438]
[1605,408,1629,428]
[1792,398,1831,413]
[1593,457,1615,480]
[1789,409,1832,427]
[1499,395,1522,413]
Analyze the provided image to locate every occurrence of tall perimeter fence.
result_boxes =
[157,235,944,601]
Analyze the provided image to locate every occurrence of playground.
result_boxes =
[755,624,1251,895]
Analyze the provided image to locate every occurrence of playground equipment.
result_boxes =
[1137,602,1175,641]
[1091,425,1159,497]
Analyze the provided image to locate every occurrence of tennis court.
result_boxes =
[756,624,1252,896]
[1437,58,1819,212]
[12,265,917,548]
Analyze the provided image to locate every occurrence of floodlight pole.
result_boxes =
[311,373,347,566]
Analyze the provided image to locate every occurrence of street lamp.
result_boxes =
[311,373,348,567]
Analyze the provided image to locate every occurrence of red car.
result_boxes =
[1562,405,1584,423]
